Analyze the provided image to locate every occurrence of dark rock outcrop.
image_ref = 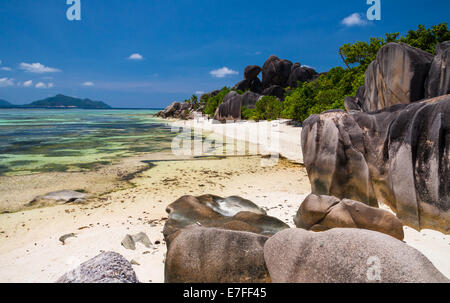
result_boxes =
[156,102,195,120]
[165,226,270,283]
[426,41,450,98]
[56,252,139,283]
[244,65,262,80]
[262,56,293,89]
[301,95,450,233]
[163,194,289,246]
[288,64,319,88]
[261,85,285,100]
[233,78,263,93]
[214,91,262,121]
[264,228,449,283]
[213,91,242,121]
[294,194,404,240]
[241,91,262,109]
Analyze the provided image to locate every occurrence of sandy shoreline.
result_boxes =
[0,117,449,283]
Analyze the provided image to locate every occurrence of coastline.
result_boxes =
[0,116,448,282]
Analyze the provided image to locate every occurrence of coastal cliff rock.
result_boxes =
[56,252,139,283]
[163,194,289,246]
[165,226,270,283]
[264,228,449,283]
[294,194,404,240]
[361,43,434,112]
[301,95,450,233]
[426,41,450,98]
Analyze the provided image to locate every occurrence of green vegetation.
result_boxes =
[242,96,283,121]
[203,87,231,116]
[281,22,450,121]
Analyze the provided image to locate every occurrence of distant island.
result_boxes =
[0,99,15,108]
[0,94,111,109]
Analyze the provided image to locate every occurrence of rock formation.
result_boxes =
[162,194,289,246]
[156,101,195,119]
[294,194,404,240]
[56,252,139,283]
[165,226,270,283]
[213,91,262,122]
[348,42,450,112]
[27,190,87,208]
[288,64,319,88]
[426,41,450,98]
[262,56,293,88]
[264,228,449,283]
[301,95,450,233]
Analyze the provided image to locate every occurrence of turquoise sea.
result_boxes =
[0,109,177,176]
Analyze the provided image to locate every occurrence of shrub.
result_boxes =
[203,87,230,116]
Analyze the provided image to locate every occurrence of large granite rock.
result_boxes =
[213,91,243,121]
[244,65,262,80]
[163,194,289,246]
[165,226,270,283]
[301,95,450,233]
[361,43,434,112]
[156,101,194,119]
[214,91,262,121]
[261,85,285,100]
[426,41,450,98]
[294,194,404,240]
[233,78,263,93]
[264,228,449,283]
[241,91,262,109]
[288,64,319,88]
[262,55,293,89]
[56,252,139,283]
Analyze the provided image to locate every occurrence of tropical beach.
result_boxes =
[0,1,449,286]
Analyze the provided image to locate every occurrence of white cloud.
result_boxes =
[195,91,205,95]
[210,67,239,78]
[23,80,33,87]
[1,67,12,71]
[82,81,95,87]
[19,62,61,73]
[341,13,368,27]
[0,77,15,87]
[128,53,144,60]
[47,83,54,88]
[35,82,47,88]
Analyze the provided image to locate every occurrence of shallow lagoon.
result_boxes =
[0,109,177,176]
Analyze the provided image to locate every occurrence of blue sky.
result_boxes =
[0,0,449,108]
